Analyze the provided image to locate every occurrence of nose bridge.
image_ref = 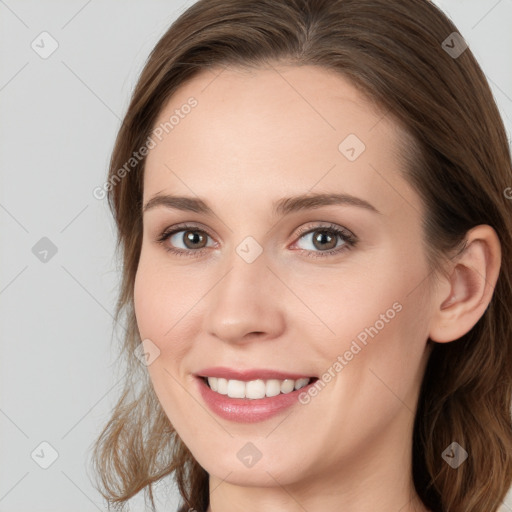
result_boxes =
[215,240,274,312]
[204,238,286,343]
[218,233,272,300]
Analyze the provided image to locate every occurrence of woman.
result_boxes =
[91,0,512,511]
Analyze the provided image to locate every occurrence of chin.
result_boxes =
[199,449,310,488]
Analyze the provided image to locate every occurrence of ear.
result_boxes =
[428,225,501,343]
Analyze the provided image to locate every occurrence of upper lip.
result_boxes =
[196,367,316,382]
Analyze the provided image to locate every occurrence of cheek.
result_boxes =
[355,296,430,414]
[133,258,197,419]
[133,263,166,340]
[298,267,412,359]
[134,246,182,334]
[306,246,431,396]
[133,250,210,367]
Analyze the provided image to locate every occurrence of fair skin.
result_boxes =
[133,64,501,512]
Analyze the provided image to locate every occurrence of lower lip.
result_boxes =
[196,376,317,423]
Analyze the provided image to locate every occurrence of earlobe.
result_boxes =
[428,225,501,344]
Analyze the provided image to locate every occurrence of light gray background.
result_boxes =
[1,1,511,511]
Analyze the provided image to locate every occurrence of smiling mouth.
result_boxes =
[201,376,318,400]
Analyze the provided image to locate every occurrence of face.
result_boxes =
[134,64,435,493]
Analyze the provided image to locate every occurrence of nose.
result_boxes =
[203,245,286,345]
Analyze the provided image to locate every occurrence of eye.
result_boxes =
[155,222,357,259]
[156,223,215,257]
[291,223,357,259]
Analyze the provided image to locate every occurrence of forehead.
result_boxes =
[143,64,419,220]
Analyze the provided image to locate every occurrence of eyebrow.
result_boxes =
[142,192,381,217]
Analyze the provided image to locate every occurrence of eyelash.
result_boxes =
[155,222,358,259]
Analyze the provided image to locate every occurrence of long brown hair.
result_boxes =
[90,1,512,510]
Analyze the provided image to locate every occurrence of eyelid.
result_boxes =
[157,221,217,240]
[156,220,354,240]
[293,221,355,240]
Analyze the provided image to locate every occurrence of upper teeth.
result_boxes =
[207,377,310,399]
